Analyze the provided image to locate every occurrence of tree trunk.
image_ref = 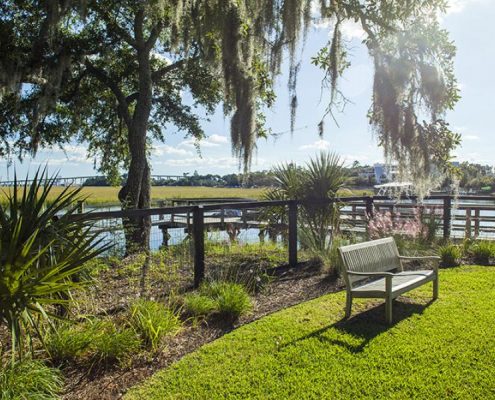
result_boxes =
[119,25,153,255]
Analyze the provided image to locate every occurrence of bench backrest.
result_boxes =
[338,237,401,287]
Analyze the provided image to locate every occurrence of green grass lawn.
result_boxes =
[126,265,495,399]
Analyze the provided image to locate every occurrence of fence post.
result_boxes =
[443,196,452,240]
[474,209,480,238]
[77,200,85,214]
[192,206,205,288]
[465,208,471,239]
[365,196,374,219]
[288,200,298,268]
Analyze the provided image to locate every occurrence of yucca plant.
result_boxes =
[299,152,346,255]
[0,169,110,362]
[262,152,347,261]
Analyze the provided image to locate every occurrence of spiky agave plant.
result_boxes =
[0,169,110,361]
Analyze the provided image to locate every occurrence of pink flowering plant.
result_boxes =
[367,208,427,240]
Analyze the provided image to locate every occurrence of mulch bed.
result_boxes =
[61,263,343,399]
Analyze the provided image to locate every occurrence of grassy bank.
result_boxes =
[126,265,495,399]
[0,186,267,206]
[0,186,372,206]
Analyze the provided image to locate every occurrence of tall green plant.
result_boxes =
[262,152,347,264]
[299,153,346,255]
[0,169,110,361]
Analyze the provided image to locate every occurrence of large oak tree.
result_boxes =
[0,0,459,252]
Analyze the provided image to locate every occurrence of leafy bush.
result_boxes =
[439,244,462,267]
[89,320,141,366]
[0,359,63,400]
[129,300,182,350]
[182,293,217,319]
[471,241,495,265]
[0,169,110,358]
[200,282,252,320]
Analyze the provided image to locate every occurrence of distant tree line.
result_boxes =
[83,170,279,188]
[82,163,379,189]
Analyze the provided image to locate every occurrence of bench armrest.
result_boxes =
[398,255,439,272]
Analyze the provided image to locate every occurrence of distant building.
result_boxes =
[373,163,398,184]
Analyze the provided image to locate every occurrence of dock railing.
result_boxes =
[72,194,495,287]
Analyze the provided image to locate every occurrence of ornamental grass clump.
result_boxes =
[0,359,63,400]
[439,244,462,268]
[129,299,182,350]
[182,293,217,319]
[470,240,495,265]
[200,281,253,320]
[44,322,95,366]
[88,320,141,367]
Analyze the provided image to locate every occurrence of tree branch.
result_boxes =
[84,60,132,126]
[97,6,137,48]
[151,58,190,82]
[145,22,164,52]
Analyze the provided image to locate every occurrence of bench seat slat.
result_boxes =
[351,270,435,298]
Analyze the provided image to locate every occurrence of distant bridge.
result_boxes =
[0,175,185,187]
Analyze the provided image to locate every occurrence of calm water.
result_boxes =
[86,198,495,252]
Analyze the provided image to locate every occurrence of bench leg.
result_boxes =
[385,296,393,325]
[433,275,439,300]
[345,292,352,319]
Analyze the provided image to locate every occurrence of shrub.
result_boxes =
[439,244,462,267]
[44,322,95,366]
[0,169,110,358]
[89,320,141,367]
[471,241,495,265]
[182,293,217,318]
[129,300,182,350]
[0,359,63,400]
[200,282,252,320]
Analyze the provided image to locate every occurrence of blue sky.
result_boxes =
[2,0,494,180]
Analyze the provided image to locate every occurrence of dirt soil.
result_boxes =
[62,263,343,400]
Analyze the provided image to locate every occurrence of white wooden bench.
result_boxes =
[338,237,439,324]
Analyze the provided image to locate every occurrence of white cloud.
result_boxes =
[340,20,366,40]
[35,145,91,164]
[152,144,193,157]
[179,135,228,148]
[312,17,365,40]
[298,139,332,151]
[159,156,239,168]
[208,134,229,144]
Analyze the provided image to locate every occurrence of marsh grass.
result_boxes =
[0,186,266,207]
